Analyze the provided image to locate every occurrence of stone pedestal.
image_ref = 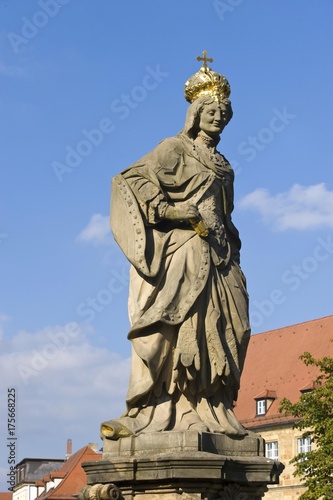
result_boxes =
[81,432,284,500]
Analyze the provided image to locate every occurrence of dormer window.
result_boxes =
[257,399,266,416]
[254,390,277,416]
[300,381,317,394]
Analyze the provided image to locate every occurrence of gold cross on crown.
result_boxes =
[196,50,214,71]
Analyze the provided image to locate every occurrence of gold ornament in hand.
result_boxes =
[189,218,209,237]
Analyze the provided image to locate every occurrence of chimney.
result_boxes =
[88,442,99,453]
[65,439,72,460]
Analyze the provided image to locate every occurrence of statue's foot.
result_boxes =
[171,405,209,433]
[100,420,132,440]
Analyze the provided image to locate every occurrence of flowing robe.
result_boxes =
[108,133,250,436]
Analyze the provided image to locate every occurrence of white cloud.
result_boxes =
[1,322,130,395]
[77,214,113,245]
[0,321,130,482]
[239,183,333,231]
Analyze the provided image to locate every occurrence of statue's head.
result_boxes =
[183,95,233,140]
[183,53,233,140]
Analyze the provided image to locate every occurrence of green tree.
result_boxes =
[279,349,333,499]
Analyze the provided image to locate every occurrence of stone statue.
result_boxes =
[102,52,251,440]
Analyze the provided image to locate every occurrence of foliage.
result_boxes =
[279,349,333,499]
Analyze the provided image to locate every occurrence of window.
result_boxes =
[256,399,266,415]
[265,441,278,459]
[298,437,311,454]
[15,465,25,485]
[254,390,277,417]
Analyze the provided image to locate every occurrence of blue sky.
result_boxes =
[1,0,333,490]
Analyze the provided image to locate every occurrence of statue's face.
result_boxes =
[198,102,227,138]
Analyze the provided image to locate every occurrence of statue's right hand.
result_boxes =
[164,204,200,221]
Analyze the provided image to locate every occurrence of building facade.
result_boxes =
[235,315,333,499]
[13,459,64,500]
[12,445,101,500]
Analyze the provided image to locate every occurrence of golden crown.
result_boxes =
[184,51,231,104]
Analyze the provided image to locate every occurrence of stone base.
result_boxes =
[102,431,265,459]
[81,432,284,500]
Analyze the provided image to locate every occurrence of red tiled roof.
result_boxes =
[49,472,66,480]
[254,390,277,400]
[0,494,13,500]
[36,445,102,500]
[235,315,333,428]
